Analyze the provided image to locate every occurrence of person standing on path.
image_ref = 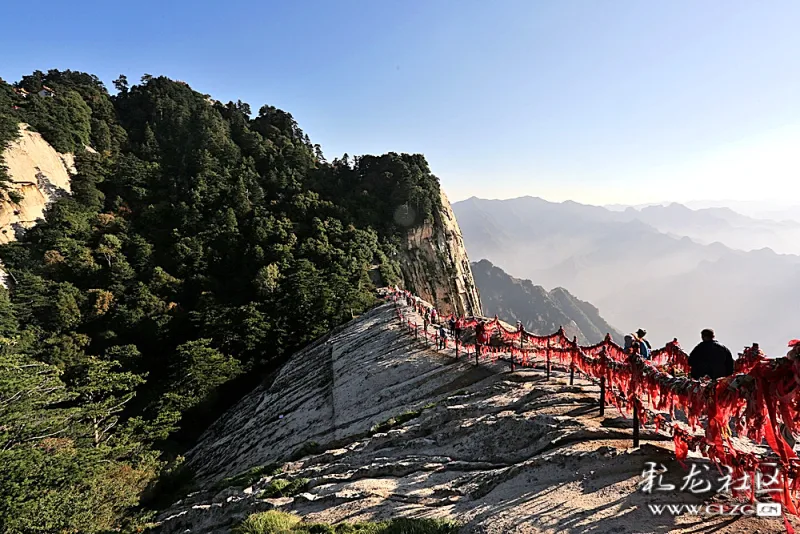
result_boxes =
[625,328,651,360]
[437,324,447,350]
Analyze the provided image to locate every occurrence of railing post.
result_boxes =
[546,338,551,380]
[570,336,577,385]
[599,348,606,416]
[632,395,640,447]
[415,322,418,340]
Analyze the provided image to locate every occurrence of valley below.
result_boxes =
[453,196,800,358]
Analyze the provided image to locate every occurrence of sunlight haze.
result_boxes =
[3,1,800,207]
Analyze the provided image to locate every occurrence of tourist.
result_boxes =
[454,316,463,344]
[437,324,447,350]
[688,329,734,380]
[625,328,651,360]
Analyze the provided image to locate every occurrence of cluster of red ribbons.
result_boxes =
[387,288,800,526]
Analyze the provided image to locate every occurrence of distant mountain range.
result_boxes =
[614,202,800,255]
[453,196,800,357]
[471,259,624,345]
[606,200,800,226]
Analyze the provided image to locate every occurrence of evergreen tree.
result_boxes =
[0,70,444,530]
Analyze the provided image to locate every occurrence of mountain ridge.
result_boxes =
[471,258,624,345]
[453,196,800,356]
[0,69,483,531]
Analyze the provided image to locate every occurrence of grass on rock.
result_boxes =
[234,511,460,534]
[213,463,283,491]
[258,478,309,498]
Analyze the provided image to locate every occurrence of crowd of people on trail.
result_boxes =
[399,289,489,354]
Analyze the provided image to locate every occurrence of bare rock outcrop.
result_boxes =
[0,123,73,244]
[154,300,780,534]
[399,190,482,317]
[183,302,500,488]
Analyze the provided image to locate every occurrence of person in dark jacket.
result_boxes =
[437,324,447,350]
[688,328,734,380]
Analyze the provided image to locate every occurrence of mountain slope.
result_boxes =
[471,259,623,344]
[154,300,775,534]
[453,196,800,356]
[0,69,482,531]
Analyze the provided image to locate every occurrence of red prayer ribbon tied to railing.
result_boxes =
[388,288,800,527]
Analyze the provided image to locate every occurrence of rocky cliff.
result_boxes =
[0,123,74,244]
[398,190,482,317]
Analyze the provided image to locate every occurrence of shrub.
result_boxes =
[139,456,196,509]
[233,510,301,534]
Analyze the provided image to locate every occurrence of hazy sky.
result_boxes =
[2,1,800,206]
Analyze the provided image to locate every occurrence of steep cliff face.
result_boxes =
[398,190,482,317]
[0,123,74,244]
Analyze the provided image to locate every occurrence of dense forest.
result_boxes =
[0,70,443,532]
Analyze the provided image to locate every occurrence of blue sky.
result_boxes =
[3,1,800,205]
